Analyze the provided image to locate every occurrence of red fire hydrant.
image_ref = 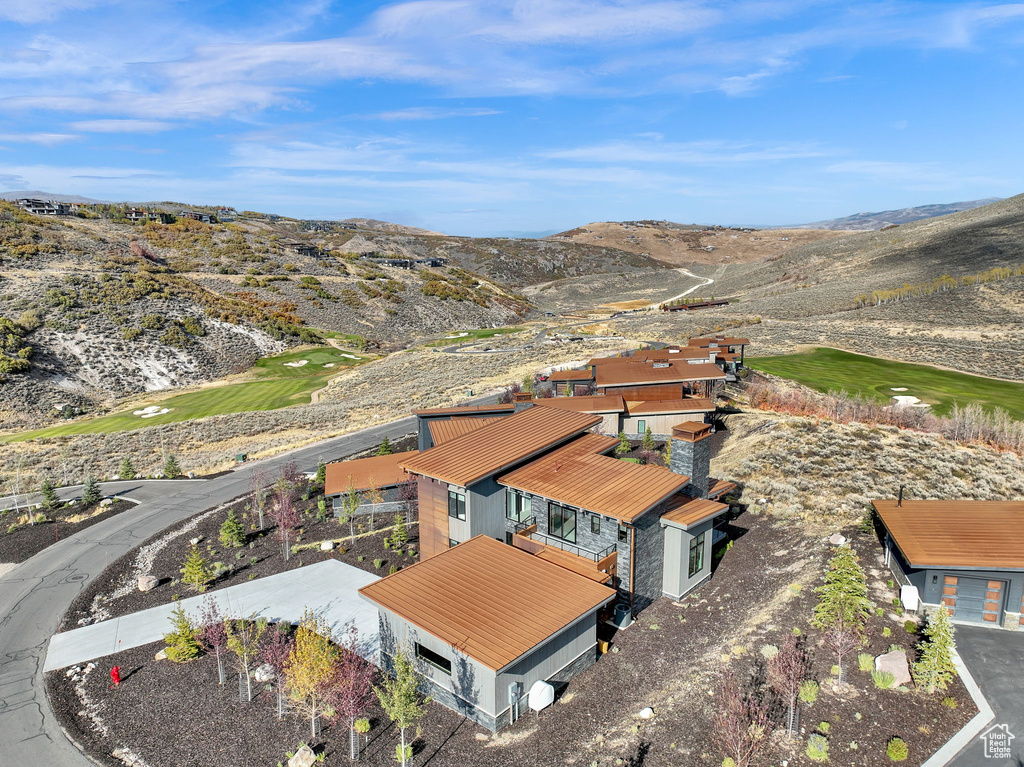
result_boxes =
[110,666,121,687]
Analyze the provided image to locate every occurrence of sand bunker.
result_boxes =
[444,332,470,339]
[891,387,908,392]
[283,359,309,368]
[323,363,335,368]
[340,353,361,360]
[133,406,172,418]
[891,395,930,409]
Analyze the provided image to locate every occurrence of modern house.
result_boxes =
[17,198,70,216]
[412,403,516,451]
[548,369,595,396]
[359,535,616,731]
[875,499,1024,630]
[593,358,725,399]
[323,451,416,512]
[688,336,750,368]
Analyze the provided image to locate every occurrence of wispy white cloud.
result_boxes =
[356,107,502,121]
[823,160,1008,190]
[543,138,835,165]
[0,0,119,24]
[0,131,78,146]
[69,119,176,133]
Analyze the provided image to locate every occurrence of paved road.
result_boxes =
[0,479,209,513]
[0,413,419,767]
[950,625,1024,766]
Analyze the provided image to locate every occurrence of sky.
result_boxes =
[0,0,1022,236]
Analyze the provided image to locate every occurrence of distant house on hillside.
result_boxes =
[17,198,69,216]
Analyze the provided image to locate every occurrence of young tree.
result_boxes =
[398,478,418,518]
[823,612,861,685]
[181,544,214,592]
[279,460,303,486]
[261,622,296,719]
[81,475,102,506]
[227,616,268,702]
[219,507,246,548]
[376,649,429,767]
[614,431,631,457]
[249,465,269,530]
[767,634,808,738]
[40,477,60,510]
[270,482,301,562]
[198,596,229,684]
[712,670,771,767]
[363,475,384,528]
[912,606,957,693]
[163,454,181,479]
[389,512,409,550]
[315,459,327,486]
[285,610,342,738]
[812,545,871,633]
[376,437,394,456]
[118,457,136,480]
[339,481,360,541]
[163,602,202,662]
[334,623,375,760]
[642,425,656,452]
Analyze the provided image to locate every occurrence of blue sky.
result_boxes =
[0,0,1022,235]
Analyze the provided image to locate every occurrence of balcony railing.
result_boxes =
[512,515,536,534]
[524,528,616,562]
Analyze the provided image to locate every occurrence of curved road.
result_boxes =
[0,413,431,766]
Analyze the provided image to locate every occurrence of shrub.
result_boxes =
[81,475,102,505]
[941,697,958,709]
[858,653,874,672]
[799,680,819,705]
[904,620,917,634]
[872,670,896,689]
[373,559,384,569]
[818,721,831,735]
[118,457,136,480]
[164,454,182,479]
[806,733,829,762]
[882,627,892,637]
[219,508,246,548]
[181,545,213,592]
[164,602,202,662]
[886,737,909,762]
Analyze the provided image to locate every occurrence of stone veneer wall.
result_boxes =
[631,508,666,613]
[669,435,710,498]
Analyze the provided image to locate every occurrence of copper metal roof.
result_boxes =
[587,355,631,366]
[499,434,689,523]
[412,404,515,416]
[428,416,501,446]
[358,535,615,671]
[688,336,750,347]
[631,348,715,361]
[626,398,715,415]
[596,361,725,387]
[660,494,730,529]
[548,369,595,381]
[707,478,738,500]
[873,500,1024,569]
[534,395,626,413]
[324,451,414,496]
[400,406,602,487]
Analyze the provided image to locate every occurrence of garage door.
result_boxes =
[941,575,1004,624]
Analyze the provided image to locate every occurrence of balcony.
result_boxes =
[510,517,617,583]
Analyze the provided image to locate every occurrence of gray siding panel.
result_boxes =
[662,518,714,599]
[467,476,507,541]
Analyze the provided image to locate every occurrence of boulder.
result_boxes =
[254,663,276,684]
[154,648,168,661]
[137,575,159,592]
[875,650,912,687]
[288,745,317,767]
[828,533,847,546]
[100,498,114,507]
[320,540,335,552]
[189,537,202,546]
[639,707,655,719]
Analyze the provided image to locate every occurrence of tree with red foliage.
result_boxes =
[767,634,808,738]
[712,670,772,767]
[261,623,296,719]
[198,595,229,685]
[270,481,301,562]
[333,623,376,760]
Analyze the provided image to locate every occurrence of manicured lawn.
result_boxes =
[747,347,1024,420]
[1,345,376,442]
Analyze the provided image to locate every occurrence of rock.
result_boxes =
[875,650,912,686]
[189,537,201,546]
[254,663,276,684]
[320,540,335,551]
[288,745,317,767]
[137,575,159,592]
[639,707,655,719]
[474,733,489,742]
[829,533,847,545]
[101,498,113,507]
[154,649,168,661]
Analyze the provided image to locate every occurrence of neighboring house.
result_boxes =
[548,369,595,396]
[17,198,69,216]
[532,394,624,434]
[593,358,725,400]
[875,499,1024,630]
[688,336,750,368]
[359,535,615,731]
[412,403,515,451]
[324,451,416,513]
[290,243,320,257]
[620,398,716,437]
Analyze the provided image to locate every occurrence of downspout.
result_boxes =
[629,524,636,617]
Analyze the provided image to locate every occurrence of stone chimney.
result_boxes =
[669,421,712,498]
[512,392,534,412]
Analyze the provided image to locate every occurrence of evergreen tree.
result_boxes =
[812,545,871,632]
[614,431,631,457]
[912,606,957,693]
[163,454,181,479]
[181,544,213,592]
[118,457,136,480]
[219,508,246,548]
[389,513,409,550]
[642,425,656,452]
[40,477,60,510]
[81,475,102,506]
[164,602,202,662]
[376,437,394,456]
[314,459,327,485]
[376,649,429,767]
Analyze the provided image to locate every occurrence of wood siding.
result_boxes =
[418,475,450,559]
[602,383,684,400]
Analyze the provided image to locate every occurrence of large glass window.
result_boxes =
[415,643,452,675]
[448,490,466,521]
[506,490,531,523]
[548,502,577,543]
[688,531,706,578]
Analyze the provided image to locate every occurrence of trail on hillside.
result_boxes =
[646,268,714,309]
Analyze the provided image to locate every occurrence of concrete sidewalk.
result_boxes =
[45,560,380,671]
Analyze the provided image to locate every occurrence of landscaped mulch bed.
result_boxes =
[48,511,977,767]
[0,499,136,564]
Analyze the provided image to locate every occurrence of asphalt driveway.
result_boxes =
[950,625,1024,766]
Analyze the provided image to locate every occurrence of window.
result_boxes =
[448,538,459,548]
[415,643,452,675]
[688,531,706,578]
[618,524,628,543]
[506,490,530,523]
[591,515,601,535]
[547,502,577,543]
[448,490,466,521]
[636,419,646,435]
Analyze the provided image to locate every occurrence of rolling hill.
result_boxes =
[791,198,1002,230]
